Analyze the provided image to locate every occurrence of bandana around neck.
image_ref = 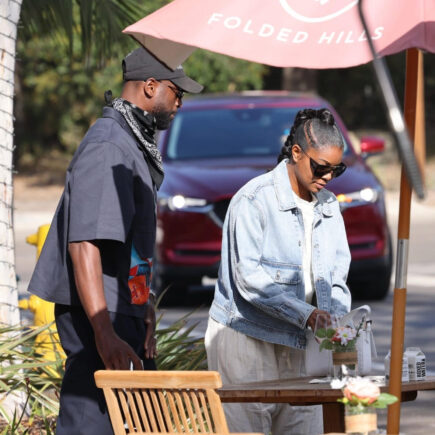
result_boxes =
[110,96,164,189]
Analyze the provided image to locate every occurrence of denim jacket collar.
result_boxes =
[273,159,333,217]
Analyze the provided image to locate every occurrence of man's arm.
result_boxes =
[68,240,142,370]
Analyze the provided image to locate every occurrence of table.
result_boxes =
[218,376,435,433]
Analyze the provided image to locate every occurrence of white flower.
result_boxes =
[332,326,357,346]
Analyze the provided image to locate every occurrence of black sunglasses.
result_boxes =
[299,147,347,179]
[160,81,184,100]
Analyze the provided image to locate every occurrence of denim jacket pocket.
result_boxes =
[261,260,302,284]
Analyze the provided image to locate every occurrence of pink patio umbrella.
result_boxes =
[123,0,435,69]
[124,1,432,433]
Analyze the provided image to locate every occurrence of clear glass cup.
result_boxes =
[314,313,340,342]
[333,349,359,379]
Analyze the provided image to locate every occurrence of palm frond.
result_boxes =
[20,0,73,55]
[79,0,94,64]
[155,310,207,371]
[20,0,157,65]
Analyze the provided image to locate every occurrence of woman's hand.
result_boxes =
[306,309,331,330]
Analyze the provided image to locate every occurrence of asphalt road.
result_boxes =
[13,188,435,434]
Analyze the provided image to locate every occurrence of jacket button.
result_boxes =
[298,240,302,246]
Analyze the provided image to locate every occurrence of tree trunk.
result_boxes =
[0,0,22,326]
[281,67,318,93]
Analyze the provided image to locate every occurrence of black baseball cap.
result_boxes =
[122,47,203,94]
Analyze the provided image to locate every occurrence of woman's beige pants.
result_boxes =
[205,317,323,435]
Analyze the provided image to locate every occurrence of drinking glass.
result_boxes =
[314,313,339,342]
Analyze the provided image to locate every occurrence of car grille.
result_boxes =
[211,198,232,226]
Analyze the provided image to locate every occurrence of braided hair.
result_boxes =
[278,108,344,163]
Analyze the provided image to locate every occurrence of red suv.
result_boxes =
[154,93,392,303]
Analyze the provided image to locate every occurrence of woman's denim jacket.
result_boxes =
[209,160,351,349]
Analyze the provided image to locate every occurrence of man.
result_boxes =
[28,47,203,434]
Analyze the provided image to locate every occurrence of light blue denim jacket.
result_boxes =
[209,159,351,349]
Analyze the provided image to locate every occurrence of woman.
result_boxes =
[205,108,351,435]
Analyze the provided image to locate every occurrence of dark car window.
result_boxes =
[165,107,349,160]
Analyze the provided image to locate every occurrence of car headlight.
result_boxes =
[337,187,379,210]
[158,194,210,212]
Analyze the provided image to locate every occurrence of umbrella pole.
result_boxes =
[387,48,425,435]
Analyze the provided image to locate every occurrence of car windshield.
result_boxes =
[165,107,349,160]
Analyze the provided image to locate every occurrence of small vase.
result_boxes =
[345,405,377,434]
[332,350,358,379]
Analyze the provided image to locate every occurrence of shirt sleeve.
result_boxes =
[230,194,315,330]
[68,141,135,243]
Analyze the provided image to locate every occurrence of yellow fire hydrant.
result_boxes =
[18,224,65,362]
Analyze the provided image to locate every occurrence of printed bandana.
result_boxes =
[111,96,164,189]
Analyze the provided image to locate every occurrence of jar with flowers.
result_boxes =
[316,322,361,379]
[339,377,398,435]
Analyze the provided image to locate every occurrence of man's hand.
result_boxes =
[306,309,331,331]
[95,329,142,370]
[144,295,157,359]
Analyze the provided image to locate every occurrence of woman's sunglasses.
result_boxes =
[300,147,347,179]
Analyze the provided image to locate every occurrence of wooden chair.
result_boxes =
[95,370,260,435]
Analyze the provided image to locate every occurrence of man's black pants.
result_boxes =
[54,304,156,435]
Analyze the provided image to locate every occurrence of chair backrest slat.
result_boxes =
[174,391,190,431]
[182,390,199,433]
[206,390,229,433]
[125,389,143,432]
[118,389,136,433]
[150,390,168,431]
[198,391,214,433]
[166,390,183,432]
[104,388,127,435]
[134,390,151,433]
[190,391,207,433]
[94,370,230,434]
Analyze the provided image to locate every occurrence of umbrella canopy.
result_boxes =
[123,0,435,69]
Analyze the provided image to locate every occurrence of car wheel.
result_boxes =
[350,236,393,301]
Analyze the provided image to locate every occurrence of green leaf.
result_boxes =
[326,328,336,339]
[315,328,327,338]
[319,340,333,351]
[372,393,399,408]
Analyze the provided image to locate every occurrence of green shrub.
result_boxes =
[155,310,207,371]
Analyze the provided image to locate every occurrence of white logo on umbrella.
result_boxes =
[279,0,358,23]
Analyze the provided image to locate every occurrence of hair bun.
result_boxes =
[297,109,317,123]
[317,108,335,126]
